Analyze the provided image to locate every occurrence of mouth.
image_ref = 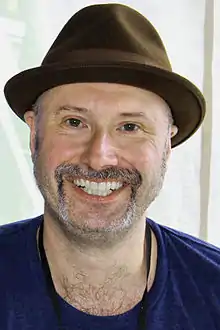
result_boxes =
[72,178,125,197]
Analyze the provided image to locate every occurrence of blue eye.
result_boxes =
[120,123,140,132]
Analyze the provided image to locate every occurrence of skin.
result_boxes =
[25,82,178,316]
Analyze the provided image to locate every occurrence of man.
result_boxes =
[1,3,220,330]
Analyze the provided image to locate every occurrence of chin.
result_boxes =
[58,208,133,238]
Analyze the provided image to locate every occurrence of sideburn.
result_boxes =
[32,129,41,164]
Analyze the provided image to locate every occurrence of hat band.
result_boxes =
[42,48,172,71]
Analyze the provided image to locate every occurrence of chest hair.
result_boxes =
[58,271,145,316]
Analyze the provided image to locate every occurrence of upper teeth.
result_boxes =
[74,179,123,196]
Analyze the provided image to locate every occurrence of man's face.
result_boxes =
[25,83,176,246]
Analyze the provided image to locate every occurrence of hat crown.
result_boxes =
[42,3,172,70]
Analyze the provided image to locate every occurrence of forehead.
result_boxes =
[39,82,169,120]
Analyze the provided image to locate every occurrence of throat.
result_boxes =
[57,273,147,316]
[38,217,152,316]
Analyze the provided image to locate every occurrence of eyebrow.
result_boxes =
[55,105,147,119]
[55,105,88,116]
[119,111,146,118]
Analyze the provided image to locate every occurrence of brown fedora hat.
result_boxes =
[4,3,205,147]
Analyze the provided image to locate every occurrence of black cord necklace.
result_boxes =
[38,221,151,329]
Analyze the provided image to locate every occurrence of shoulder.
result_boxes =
[0,215,42,287]
[149,219,220,267]
[148,219,220,325]
[149,218,220,254]
[0,215,42,249]
[160,221,219,261]
[148,218,220,295]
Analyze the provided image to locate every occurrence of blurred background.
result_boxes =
[0,0,219,245]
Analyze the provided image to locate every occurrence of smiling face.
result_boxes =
[25,83,177,246]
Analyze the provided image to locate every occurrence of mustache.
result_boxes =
[54,164,142,187]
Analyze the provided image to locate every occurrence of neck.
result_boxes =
[39,213,156,315]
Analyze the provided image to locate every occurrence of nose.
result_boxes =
[80,131,119,171]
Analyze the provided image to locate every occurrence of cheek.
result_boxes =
[124,141,162,173]
[38,134,86,171]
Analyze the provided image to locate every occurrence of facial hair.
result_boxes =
[33,134,168,247]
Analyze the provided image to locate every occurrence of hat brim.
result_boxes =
[4,61,205,148]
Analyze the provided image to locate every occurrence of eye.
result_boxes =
[65,118,85,128]
[119,123,141,132]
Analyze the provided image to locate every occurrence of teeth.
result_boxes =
[91,182,97,190]
[79,178,84,186]
[106,182,112,190]
[111,182,116,190]
[99,182,106,191]
[74,179,123,196]
[82,185,112,196]
[116,182,121,189]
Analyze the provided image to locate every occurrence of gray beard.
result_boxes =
[55,182,139,248]
[33,136,168,248]
[34,166,166,249]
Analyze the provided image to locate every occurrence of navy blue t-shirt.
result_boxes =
[0,215,220,329]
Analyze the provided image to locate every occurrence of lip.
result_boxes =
[68,182,129,203]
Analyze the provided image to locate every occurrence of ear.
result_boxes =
[24,110,36,157]
[166,125,178,159]
[171,125,178,139]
